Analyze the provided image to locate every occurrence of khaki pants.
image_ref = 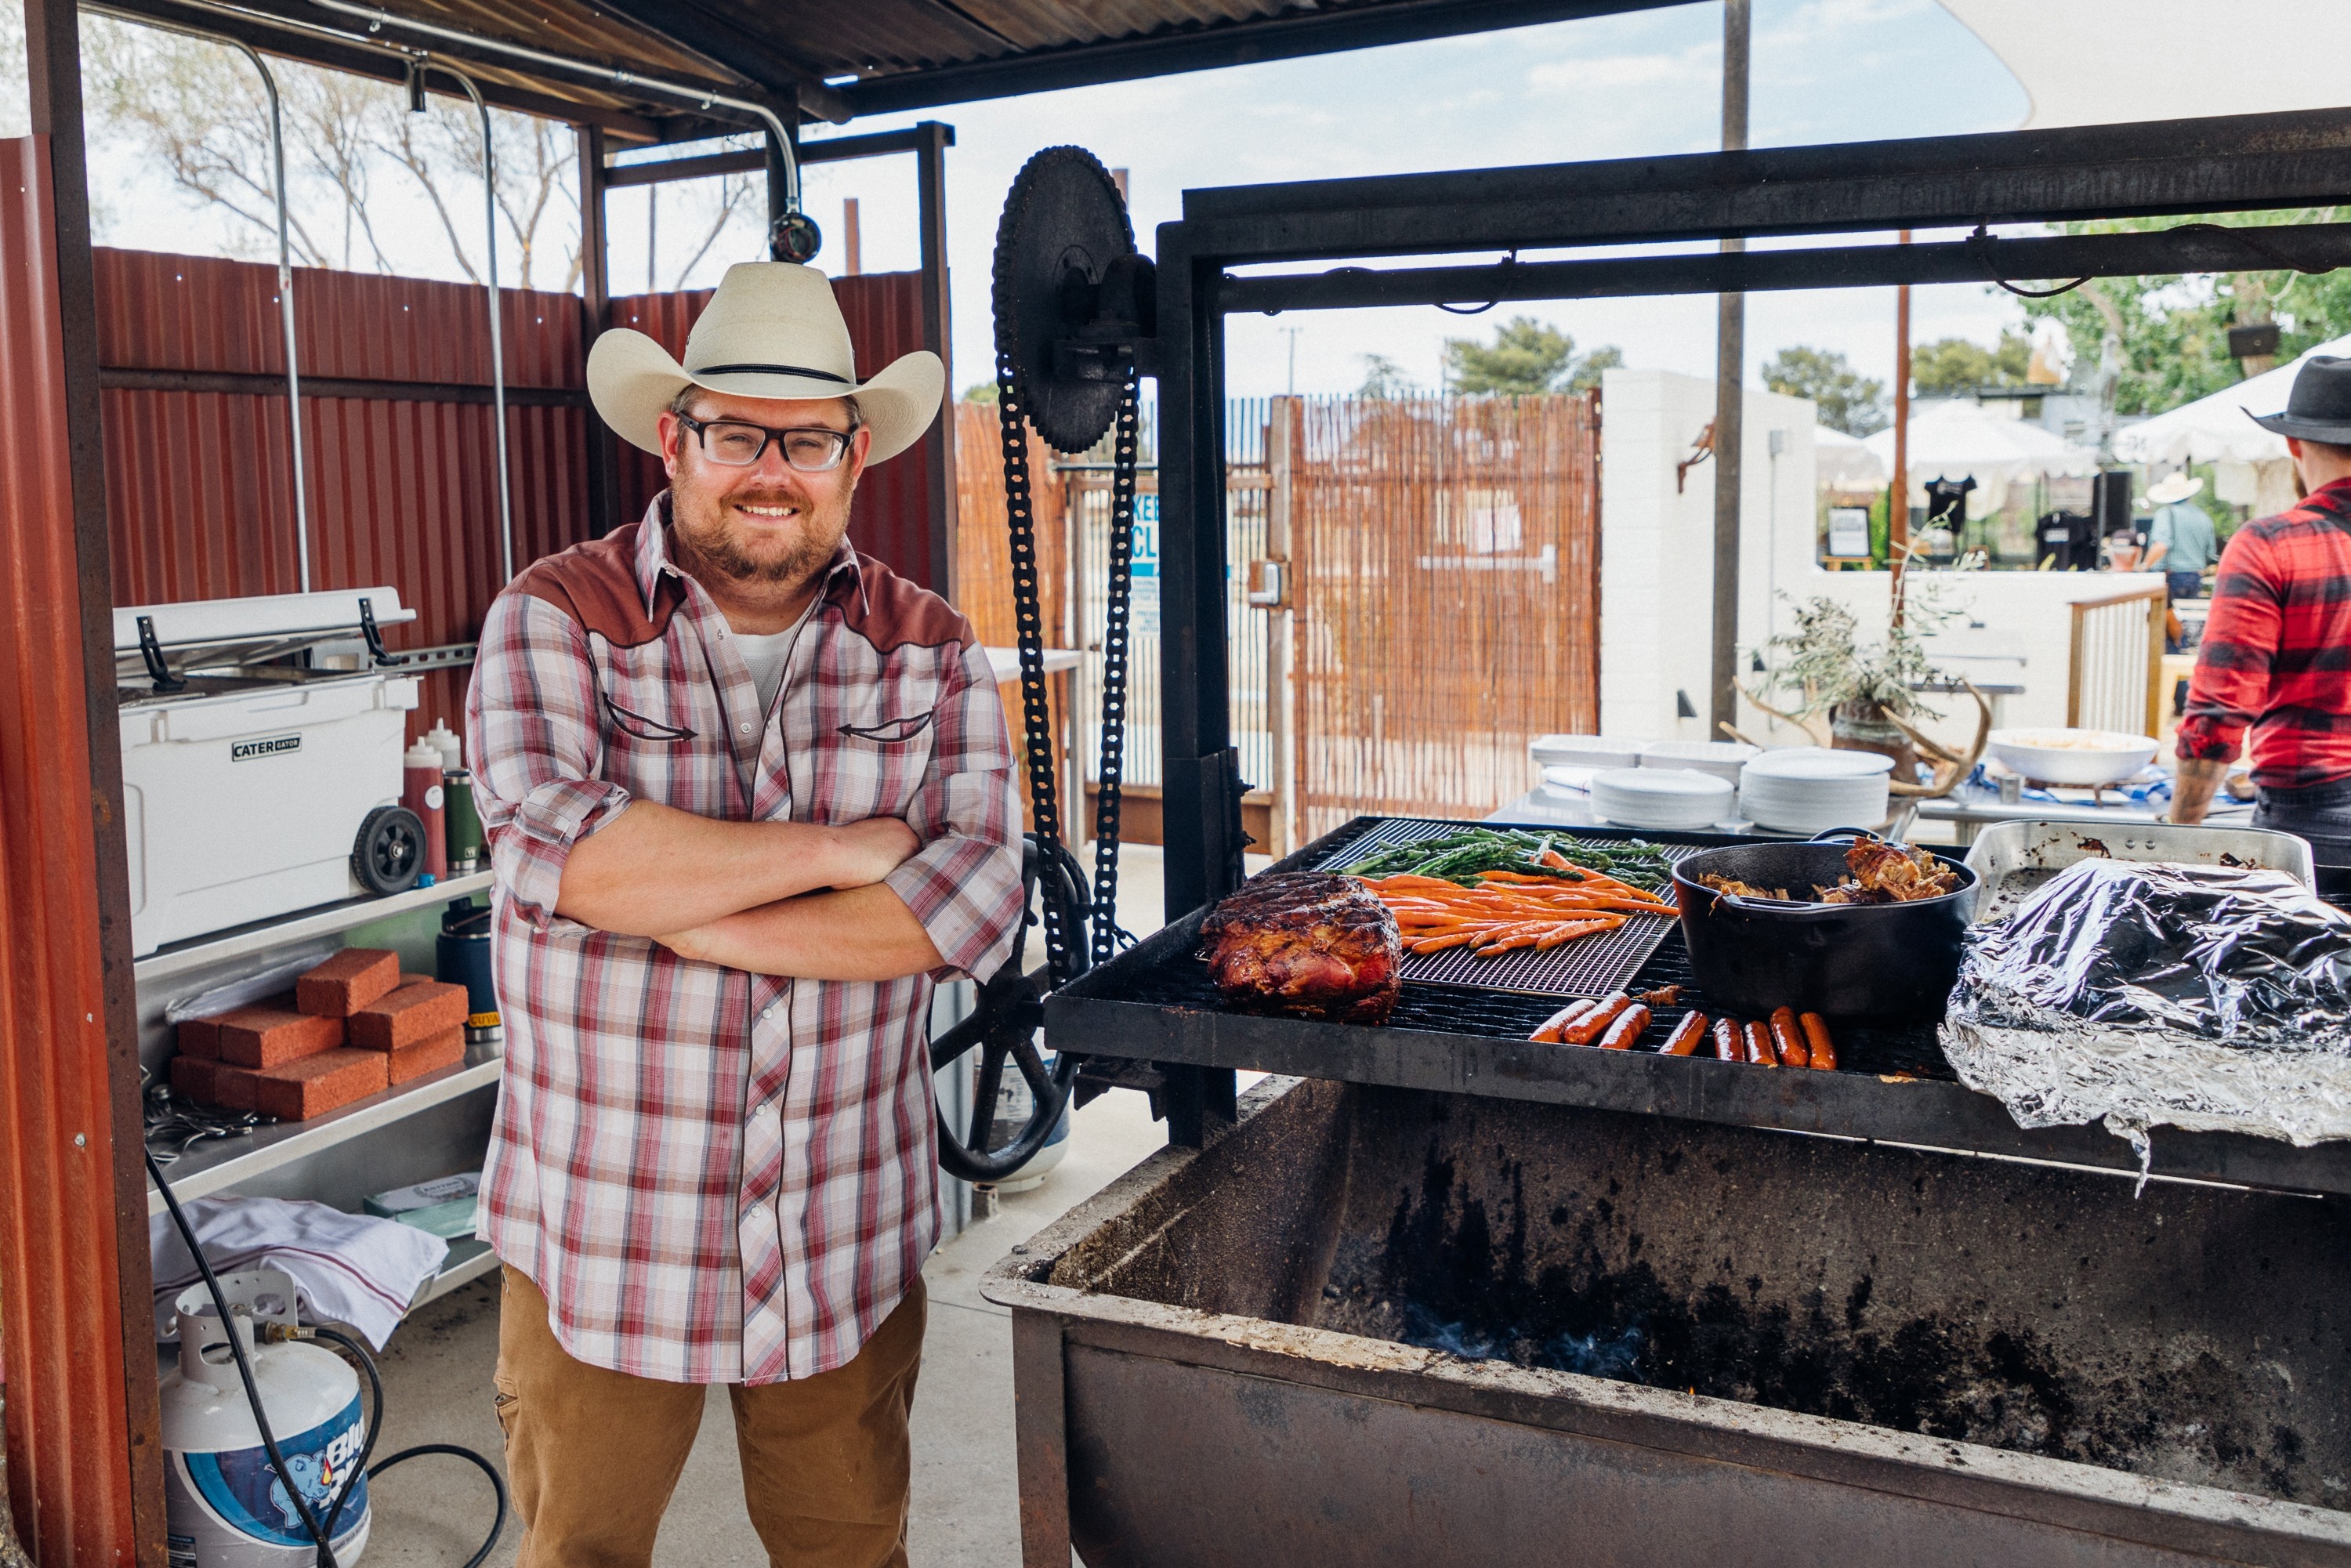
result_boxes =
[493,1266,925,1567]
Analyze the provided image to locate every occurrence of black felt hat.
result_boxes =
[2248,355,2351,443]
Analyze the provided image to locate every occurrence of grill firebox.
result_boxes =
[988,1077,2351,1567]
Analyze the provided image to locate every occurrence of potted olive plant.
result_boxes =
[1748,594,1951,776]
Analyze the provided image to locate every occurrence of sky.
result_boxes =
[7,0,2040,403]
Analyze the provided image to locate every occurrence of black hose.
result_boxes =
[143,1147,340,1564]
[370,1443,509,1568]
[310,1326,382,1544]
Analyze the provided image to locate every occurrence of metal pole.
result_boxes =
[1892,230,1912,617]
[915,121,956,596]
[578,122,621,537]
[436,67,514,583]
[1708,0,1749,737]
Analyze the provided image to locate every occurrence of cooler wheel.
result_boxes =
[353,804,426,896]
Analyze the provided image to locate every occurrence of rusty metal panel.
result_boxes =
[0,134,143,1563]
[611,270,943,592]
[94,249,596,740]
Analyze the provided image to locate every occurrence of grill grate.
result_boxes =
[1313,817,1697,998]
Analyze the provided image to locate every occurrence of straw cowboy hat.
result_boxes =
[586,262,944,464]
[2146,471,2204,505]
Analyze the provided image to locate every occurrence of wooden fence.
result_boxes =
[1287,393,1602,841]
[953,393,1603,849]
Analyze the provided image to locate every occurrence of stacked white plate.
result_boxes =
[1592,767,1735,831]
[1639,739,1759,785]
[1531,733,1648,771]
[1738,748,1894,835]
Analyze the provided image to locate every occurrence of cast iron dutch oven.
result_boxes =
[1671,829,1978,1023]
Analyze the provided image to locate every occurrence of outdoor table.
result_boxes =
[1914,779,2253,846]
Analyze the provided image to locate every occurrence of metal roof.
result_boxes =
[95,0,1682,139]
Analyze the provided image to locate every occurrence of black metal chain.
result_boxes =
[994,349,1082,988]
[1089,361,1141,966]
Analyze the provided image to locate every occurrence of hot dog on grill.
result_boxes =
[1744,1021,1777,1066]
[1770,1007,1810,1069]
[1661,1012,1708,1056]
[1598,1004,1651,1050]
[1800,1012,1838,1070]
[1712,1018,1742,1061]
[1561,993,1631,1046]
[1531,998,1599,1044]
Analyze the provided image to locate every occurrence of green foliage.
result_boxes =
[2016,212,2351,415]
[961,382,1000,404]
[1909,331,2032,397]
[1442,316,1620,396]
[1759,593,1951,722]
[1761,346,1887,436]
[1357,353,1422,400]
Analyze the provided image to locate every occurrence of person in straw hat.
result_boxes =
[464,263,1023,1564]
[2143,468,2217,651]
[2172,354,2351,872]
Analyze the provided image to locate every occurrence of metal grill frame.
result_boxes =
[1046,817,2351,1198]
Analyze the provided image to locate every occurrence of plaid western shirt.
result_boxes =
[465,495,1023,1384]
[2177,476,2351,788]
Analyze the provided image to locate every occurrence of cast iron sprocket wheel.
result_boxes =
[992,146,1136,454]
[352,803,426,896]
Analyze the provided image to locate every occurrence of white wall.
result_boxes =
[1599,367,2166,752]
[1598,368,1819,744]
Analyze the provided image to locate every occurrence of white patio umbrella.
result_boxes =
[1814,425,1888,493]
[2111,333,2351,514]
[1862,399,2098,515]
[1937,1,2350,128]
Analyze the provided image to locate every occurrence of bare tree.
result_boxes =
[672,169,755,289]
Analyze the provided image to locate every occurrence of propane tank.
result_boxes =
[160,1269,370,1566]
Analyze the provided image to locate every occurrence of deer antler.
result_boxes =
[1884,679,1993,798]
[1732,679,1833,749]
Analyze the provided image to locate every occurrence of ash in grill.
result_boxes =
[1051,1081,2349,1508]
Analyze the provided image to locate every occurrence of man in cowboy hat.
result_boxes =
[2171,354,2351,870]
[2143,469,2218,652]
[465,263,1023,1564]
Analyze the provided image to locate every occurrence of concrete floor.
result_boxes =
[359,848,1195,1566]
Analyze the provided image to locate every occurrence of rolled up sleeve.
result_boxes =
[2176,530,2279,766]
[882,642,1024,980]
[465,592,632,928]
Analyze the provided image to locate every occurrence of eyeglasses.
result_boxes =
[676,413,859,472]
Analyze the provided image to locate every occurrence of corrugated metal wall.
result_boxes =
[93,255,942,737]
[0,135,143,1563]
[611,271,940,590]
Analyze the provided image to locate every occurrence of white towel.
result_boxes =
[150,1195,451,1350]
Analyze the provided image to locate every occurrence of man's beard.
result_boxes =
[672,483,846,586]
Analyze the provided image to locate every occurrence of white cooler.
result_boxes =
[115,588,423,958]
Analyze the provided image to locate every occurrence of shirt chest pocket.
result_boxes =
[595,664,711,797]
[813,701,939,821]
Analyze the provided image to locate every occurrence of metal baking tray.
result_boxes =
[1312,816,1696,998]
[1962,819,2316,925]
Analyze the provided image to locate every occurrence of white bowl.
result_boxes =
[1638,740,1759,786]
[1531,733,1648,771]
[1740,747,1896,784]
[1739,776,1891,835]
[1592,767,1734,830]
[1987,728,2161,786]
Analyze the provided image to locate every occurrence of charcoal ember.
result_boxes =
[1197,871,1402,1023]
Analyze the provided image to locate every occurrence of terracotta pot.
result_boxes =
[1830,701,1918,780]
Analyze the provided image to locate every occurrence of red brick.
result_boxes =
[296,948,400,1017]
[209,1063,265,1113]
[176,1015,223,1059]
[169,1053,218,1102]
[216,998,344,1068]
[252,1048,388,1121]
[350,980,469,1052]
[386,1026,466,1085]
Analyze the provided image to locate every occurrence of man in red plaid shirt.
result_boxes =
[466,263,1023,1564]
[2171,354,2351,867]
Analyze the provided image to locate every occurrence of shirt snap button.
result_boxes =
[740,722,753,734]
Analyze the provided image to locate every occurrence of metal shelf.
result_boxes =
[134,871,494,987]
[411,1237,497,1309]
[146,1045,502,1215]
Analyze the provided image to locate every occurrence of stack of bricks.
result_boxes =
[171,948,472,1121]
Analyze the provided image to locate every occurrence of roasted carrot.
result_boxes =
[1770,1007,1810,1069]
[1531,999,1600,1044]
[1744,1021,1777,1066]
[1661,1012,1708,1056]
[1598,1003,1652,1050]
[1562,993,1631,1045]
[1800,1012,1838,1071]
[1409,931,1487,953]
[1712,1019,1743,1061]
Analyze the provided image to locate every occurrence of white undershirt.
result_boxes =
[731,599,817,719]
